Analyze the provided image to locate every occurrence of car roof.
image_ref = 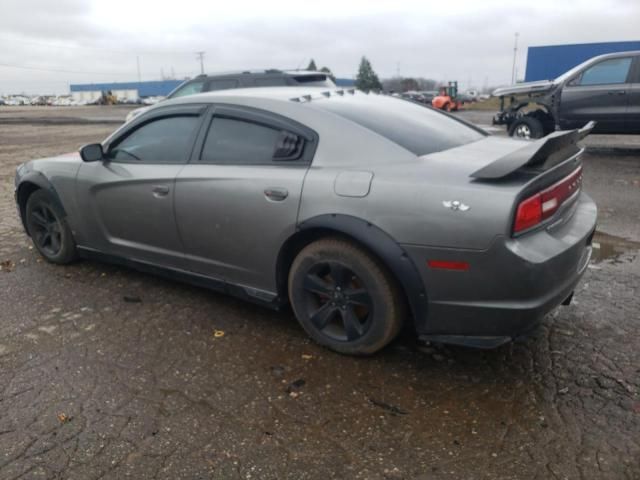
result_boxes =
[163,86,350,106]
[187,70,331,80]
[586,50,640,61]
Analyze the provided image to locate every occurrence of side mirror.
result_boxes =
[80,143,104,162]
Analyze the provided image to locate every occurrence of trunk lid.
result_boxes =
[416,124,593,240]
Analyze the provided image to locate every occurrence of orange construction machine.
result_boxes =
[431,81,462,112]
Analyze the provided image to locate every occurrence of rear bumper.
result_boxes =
[402,192,597,347]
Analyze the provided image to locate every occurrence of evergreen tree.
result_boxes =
[355,56,382,91]
[307,59,318,71]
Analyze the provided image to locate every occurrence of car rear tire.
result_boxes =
[288,237,405,355]
[25,190,77,264]
[509,116,544,139]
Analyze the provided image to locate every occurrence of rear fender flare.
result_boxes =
[284,214,429,332]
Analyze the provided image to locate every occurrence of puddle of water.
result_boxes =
[591,231,640,264]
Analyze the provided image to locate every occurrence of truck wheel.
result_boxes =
[509,116,544,139]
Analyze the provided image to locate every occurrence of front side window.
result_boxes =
[169,80,206,98]
[109,116,199,163]
[577,58,632,86]
[200,117,293,165]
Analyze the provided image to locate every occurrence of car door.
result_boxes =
[76,105,205,269]
[559,56,634,132]
[626,56,640,133]
[174,106,317,295]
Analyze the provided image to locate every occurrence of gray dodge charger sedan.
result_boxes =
[14,88,597,354]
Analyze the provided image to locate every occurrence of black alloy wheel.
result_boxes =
[25,189,77,264]
[303,261,373,342]
[288,237,405,355]
[28,203,63,257]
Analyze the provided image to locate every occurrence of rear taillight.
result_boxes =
[513,166,583,234]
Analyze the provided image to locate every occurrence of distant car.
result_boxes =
[399,91,428,104]
[15,87,597,354]
[493,51,640,139]
[126,70,336,122]
[418,90,438,102]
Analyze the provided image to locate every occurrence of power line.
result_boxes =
[0,61,131,76]
[0,35,194,55]
[0,61,199,79]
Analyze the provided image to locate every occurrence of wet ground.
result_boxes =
[0,106,639,479]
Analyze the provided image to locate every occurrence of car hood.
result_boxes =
[20,151,82,175]
[492,80,557,97]
[126,105,151,122]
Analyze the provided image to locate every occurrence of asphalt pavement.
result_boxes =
[0,106,638,480]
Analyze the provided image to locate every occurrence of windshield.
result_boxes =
[310,94,485,156]
[554,57,600,83]
[168,79,206,99]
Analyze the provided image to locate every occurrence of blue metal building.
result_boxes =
[335,78,356,87]
[70,80,183,97]
[525,41,640,81]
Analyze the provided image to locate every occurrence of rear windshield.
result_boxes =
[310,94,484,156]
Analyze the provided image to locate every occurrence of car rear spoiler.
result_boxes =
[470,121,595,180]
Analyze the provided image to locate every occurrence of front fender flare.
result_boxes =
[16,171,67,232]
[296,214,429,332]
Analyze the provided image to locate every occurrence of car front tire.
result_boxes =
[288,237,405,355]
[509,116,544,139]
[25,190,77,264]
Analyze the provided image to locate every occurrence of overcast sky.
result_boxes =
[1,0,639,94]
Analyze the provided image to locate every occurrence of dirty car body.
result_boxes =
[493,51,640,138]
[15,88,597,352]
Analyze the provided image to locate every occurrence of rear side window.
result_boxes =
[578,58,632,85]
[311,95,484,156]
[254,77,289,87]
[109,116,199,163]
[201,117,284,165]
[292,74,335,87]
[207,79,240,91]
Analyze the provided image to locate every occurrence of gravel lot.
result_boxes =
[0,106,638,480]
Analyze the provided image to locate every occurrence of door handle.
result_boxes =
[607,90,626,95]
[152,185,170,197]
[264,187,289,202]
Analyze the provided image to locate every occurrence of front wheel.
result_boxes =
[25,190,77,264]
[508,116,544,139]
[288,238,405,355]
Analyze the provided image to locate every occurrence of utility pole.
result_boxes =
[196,51,205,75]
[511,32,519,84]
[136,56,141,82]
